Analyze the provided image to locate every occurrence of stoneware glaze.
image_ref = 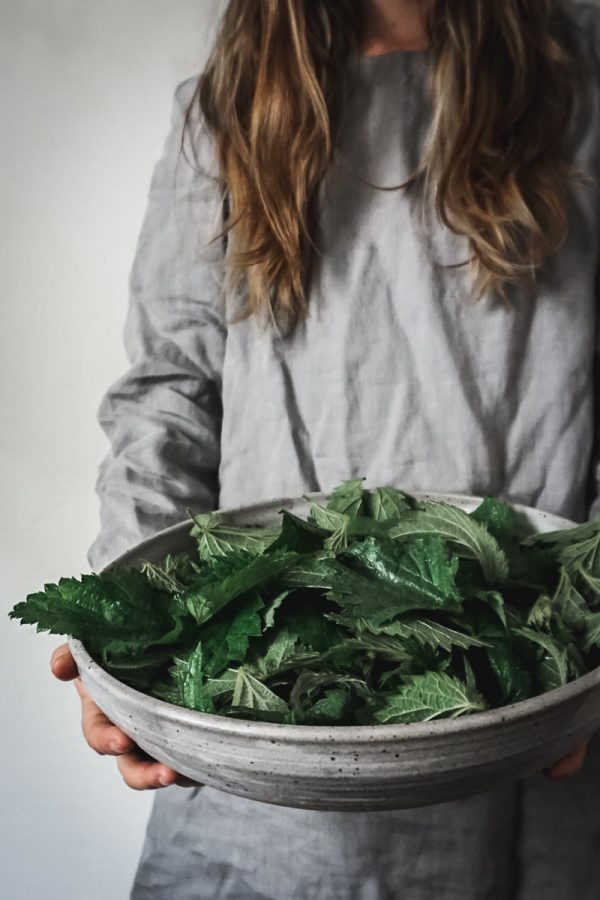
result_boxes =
[69,491,600,811]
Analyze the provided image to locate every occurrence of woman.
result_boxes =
[51,0,600,897]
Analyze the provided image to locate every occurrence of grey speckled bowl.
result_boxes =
[69,491,600,811]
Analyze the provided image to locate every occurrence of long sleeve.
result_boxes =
[582,5,600,523]
[586,263,600,521]
[87,77,227,571]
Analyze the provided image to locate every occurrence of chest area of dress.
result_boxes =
[221,291,594,485]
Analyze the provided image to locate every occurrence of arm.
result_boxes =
[53,77,227,789]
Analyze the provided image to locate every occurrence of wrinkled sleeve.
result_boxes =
[589,265,600,521]
[87,77,227,571]
[584,4,600,522]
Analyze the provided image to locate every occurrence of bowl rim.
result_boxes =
[99,488,578,571]
[69,635,600,743]
[70,488,594,743]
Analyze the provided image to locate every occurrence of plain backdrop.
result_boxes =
[1,2,223,898]
[3,2,599,900]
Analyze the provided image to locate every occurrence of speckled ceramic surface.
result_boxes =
[69,491,600,811]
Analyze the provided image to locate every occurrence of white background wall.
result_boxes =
[3,2,598,899]
[1,2,223,898]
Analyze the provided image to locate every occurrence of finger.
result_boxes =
[117,749,183,791]
[174,774,202,788]
[50,644,79,681]
[544,740,589,781]
[123,748,200,788]
[70,672,199,786]
[77,681,135,755]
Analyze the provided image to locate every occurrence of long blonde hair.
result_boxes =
[183,0,583,334]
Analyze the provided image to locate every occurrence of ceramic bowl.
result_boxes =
[69,491,600,811]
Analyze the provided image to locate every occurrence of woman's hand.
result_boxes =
[50,643,200,790]
[543,740,588,781]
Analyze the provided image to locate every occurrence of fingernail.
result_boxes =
[110,740,125,754]
[158,771,172,786]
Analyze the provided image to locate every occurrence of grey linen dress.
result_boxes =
[88,2,600,897]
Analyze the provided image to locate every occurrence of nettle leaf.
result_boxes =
[223,593,265,660]
[567,642,587,679]
[559,532,600,578]
[331,536,462,627]
[555,532,600,607]
[469,497,517,543]
[338,632,420,663]
[325,613,451,677]
[307,503,397,549]
[582,612,600,652]
[140,553,199,594]
[206,667,288,713]
[546,612,586,680]
[257,627,302,676]
[374,616,492,653]
[168,642,214,713]
[548,569,589,632]
[247,625,319,679]
[102,644,175,691]
[463,605,532,704]
[462,654,478,693]
[196,593,266,678]
[367,486,414,522]
[522,514,600,548]
[347,517,401,541]
[289,549,446,619]
[325,478,368,518]
[576,567,600,601]
[281,550,339,590]
[279,604,342,653]
[192,618,229,677]
[373,672,486,724]
[324,611,374,633]
[266,511,327,554]
[9,569,173,648]
[526,593,553,629]
[378,645,452,686]
[333,610,489,653]
[189,510,280,560]
[472,589,508,629]
[295,687,358,725]
[318,641,378,678]
[388,502,508,584]
[514,626,568,691]
[486,640,534,704]
[261,589,292,629]
[179,549,295,625]
[308,502,349,533]
[289,671,367,714]
[308,502,352,552]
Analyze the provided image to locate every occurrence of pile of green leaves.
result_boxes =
[10,480,600,725]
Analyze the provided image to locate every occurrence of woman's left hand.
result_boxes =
[543,740,589,781]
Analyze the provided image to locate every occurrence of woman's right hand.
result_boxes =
[50,644,199,790]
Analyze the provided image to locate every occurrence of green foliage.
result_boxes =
[9,481,600,725]
[388,501,509,583]
[371,672,486,723]
[189,510,280,559]
[325,478,369,518]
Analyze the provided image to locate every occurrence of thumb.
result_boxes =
[50,643,79,681]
